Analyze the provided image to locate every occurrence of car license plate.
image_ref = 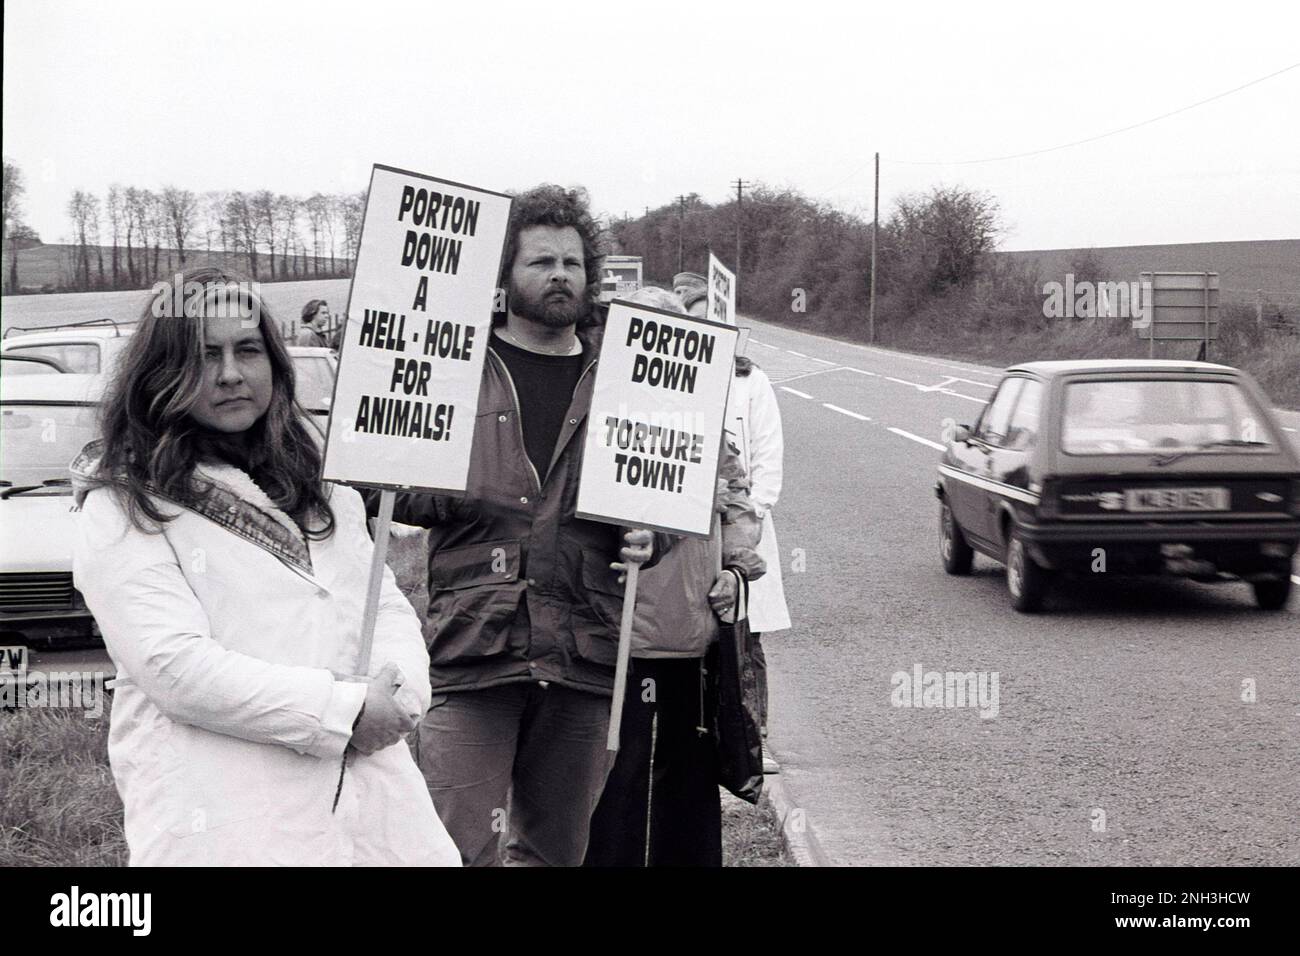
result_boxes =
[1124,487,1230,512]
[1,645,28,679]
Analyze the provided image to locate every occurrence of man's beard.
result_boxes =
[508,279,590,328]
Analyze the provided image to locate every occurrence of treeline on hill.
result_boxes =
[607,184,1021,339]
[608,186,1298,407]
[1,160,359,294]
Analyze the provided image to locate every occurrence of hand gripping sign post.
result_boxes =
[322,164,510,806]
[576,300,739,750]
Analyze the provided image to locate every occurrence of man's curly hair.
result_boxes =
[496,184,606,316]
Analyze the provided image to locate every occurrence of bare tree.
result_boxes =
[274,194,299,277]
[106,185,124,287]
[161,186,199,267]
[304,193,329,276]
[225,191,261,278]
[123,186,141,284]
[252,190,279,279]
[202,190,229,261]
[2,159,26,290]
[67,189,99,289]
[340,191,365,265]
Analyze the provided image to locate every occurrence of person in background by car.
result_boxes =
[71,267,458,866]
[296,299,332,349]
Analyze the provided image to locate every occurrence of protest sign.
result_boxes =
[320,166,509,801]
[322,164,511,493]
[577,299,739,749]
[577,300,739,538]
[707,251,737,327]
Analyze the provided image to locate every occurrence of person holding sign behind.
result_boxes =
[71,268,458,866]
[365,186,661,866]
[583,286,765,867]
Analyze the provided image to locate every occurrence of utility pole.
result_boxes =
[869,152,879,345]
[732,178,751,303]
[676,195,688,274]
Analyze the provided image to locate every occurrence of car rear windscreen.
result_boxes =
[1061,379,1275,455]
[1,404,99,486]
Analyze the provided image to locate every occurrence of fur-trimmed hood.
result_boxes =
[70,439,315,574]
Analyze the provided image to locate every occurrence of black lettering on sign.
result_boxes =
[357,309,407,351]
[354,395,455,441]
[397,186,481,237]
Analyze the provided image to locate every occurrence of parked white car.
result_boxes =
[0,373,104,647]
[1,321,136,375]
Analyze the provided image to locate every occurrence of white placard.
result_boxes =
[707,252,736,327]
[577,301,739,538]
[322,165,511,492]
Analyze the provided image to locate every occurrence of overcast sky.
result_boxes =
[4,0,1298,251]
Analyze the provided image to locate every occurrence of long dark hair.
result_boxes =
[94,267,335,538]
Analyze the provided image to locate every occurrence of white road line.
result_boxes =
[809,357,836,366]
[749,338,779,350]
[781,387,814,399]
[943,390,990,404]
[844,367,878,376]
[787,350,810,358]
[1293,574,1300,586]
[885,376,923,388]
[823,403,871,421]
[950,377,997,389]
[1284,427,1298,433]
[889,427,946,451]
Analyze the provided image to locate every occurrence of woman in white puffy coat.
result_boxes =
[70,269,459,866]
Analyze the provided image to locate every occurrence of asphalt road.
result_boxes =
[748,317,1300,866]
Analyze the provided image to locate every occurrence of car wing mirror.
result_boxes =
[953,424,972,444]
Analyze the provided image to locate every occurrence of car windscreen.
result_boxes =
[3,343,101,373]
[1061,378,1275,455]
[292,356,335,412]
[0,403,99,487]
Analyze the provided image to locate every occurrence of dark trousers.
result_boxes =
[414,682,612,867]
[584,655,722,867]
[752,632,768,735]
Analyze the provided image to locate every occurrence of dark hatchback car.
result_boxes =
[935,360,1300,612]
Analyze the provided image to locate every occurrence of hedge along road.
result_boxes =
[744,315,1299,866]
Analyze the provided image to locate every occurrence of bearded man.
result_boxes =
[365,184,662,866]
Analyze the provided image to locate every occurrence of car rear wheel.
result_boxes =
[940,500,974,575]
[1252,577,1292,611]
[1006,525,1049,613]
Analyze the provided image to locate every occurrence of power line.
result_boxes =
[890,60,1300,166]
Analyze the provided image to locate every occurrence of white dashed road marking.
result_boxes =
[888,427,946,451]
[845,367,878,377]
[809,356,837,366]
[787,350,810,358]
[781,387,814,399]
[823,403,871,421]
[886,376,923,389]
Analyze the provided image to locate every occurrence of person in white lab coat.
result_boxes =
[726,353,791,770]
[71,268,459,866]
